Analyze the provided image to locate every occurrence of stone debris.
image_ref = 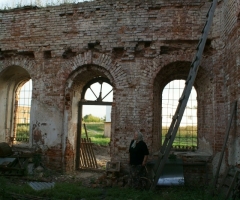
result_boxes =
[28,181,55,191]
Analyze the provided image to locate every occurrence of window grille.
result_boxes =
[162,80,197,150]
[14,80,32,143]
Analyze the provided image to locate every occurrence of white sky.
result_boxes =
[162,80,197,126]
[82,82,113,119]
[0,0,92,8]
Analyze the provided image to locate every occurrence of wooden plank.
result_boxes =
[212,101,237,191]
[80,139,88,168]
[217,167,240,199]
[84,138,93,168]
[87,138,98,169]
[80,138,88,168]
[80,123,98,169]
[84,138,92,168]
[79,137,98,169]
[226,170,240,199]
[80,149,85,167]
[89,138,98,168]
[83,123,89,139]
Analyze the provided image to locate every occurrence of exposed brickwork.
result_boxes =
[64,138,75,172]
[44,144,62,172]
[0,0,239,184]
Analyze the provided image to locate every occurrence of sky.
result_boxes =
[162,80,197,126]
[82,82,113,119]
[0,0,92,9]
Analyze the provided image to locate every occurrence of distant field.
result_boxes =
[162,126,197,149]
[16,123,197,149]
[16,123,29,142]
[82,123,110,146]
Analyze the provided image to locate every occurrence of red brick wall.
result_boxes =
[0,0,239,182]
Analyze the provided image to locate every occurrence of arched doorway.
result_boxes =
[0,65,32,145]
[77,77,113,169]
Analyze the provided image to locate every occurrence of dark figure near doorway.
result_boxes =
[128,131,149,188]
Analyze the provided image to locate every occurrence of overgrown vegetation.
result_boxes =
[162,126,197,150]
[83,114,105,122]
[16,123,29,141]
[15,120,197,149]
[82,122,110,146]
[0,176,224,200]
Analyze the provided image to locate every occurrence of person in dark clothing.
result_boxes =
[129,131,149,166]
[128,131,149,188]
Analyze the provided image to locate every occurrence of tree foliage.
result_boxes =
[83,114,104,122]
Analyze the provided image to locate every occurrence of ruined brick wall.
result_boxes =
[219,0,240,168]
[0,0,239,182]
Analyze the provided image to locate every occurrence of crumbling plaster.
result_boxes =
[0,0,239,180]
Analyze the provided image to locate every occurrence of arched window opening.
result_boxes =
[13,79,32,143]
[84,80,113,102]
[78,77,113,170]
[162,80,197,150]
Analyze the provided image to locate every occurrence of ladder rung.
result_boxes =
[206,2,213,18]
[190,62,194,68]
[165,134,171,140]
[192,56,198,65]
[179,94,185,102]
[158,152,164,159]
[196,38,203,50]
[185,76,192,84]
[172,114,178,120]
[201,21,207,34]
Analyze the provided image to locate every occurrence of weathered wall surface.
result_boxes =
[220,0,240,168]
[0,0,239,180]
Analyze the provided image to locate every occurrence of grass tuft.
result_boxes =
[82,123,110,146]
[0,176,225,200]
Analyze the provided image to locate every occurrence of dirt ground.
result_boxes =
[2,144,129,188]
[51,144,112,186]
[92,144,111,170]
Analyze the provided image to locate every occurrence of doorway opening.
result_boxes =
[77,77,113,170]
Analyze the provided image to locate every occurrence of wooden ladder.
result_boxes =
[217,166,240,199]
[211,101,237,195]
[150,0,218,190]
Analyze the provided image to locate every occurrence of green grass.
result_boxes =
[15,123,197,149]
[0,176,224,200]
[82,123,110,146]
[16,123,29,141]
[83,123,197,148]
[162,126,197,149]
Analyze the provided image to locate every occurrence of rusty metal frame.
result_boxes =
[76,77,112,169]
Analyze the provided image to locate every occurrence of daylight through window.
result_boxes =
[14,79,32,142]
[162,80,197,150]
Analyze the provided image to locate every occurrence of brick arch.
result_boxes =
[61,51,123,171]
[151,58,213,153]
[0,57,36,77]
[65,64,115,93]
[60,51,128,89]
[151,54,194,83]
[0,57,34,144]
